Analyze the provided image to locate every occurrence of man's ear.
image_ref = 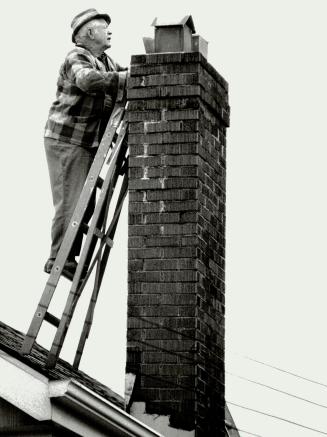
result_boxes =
[87,27,95,40]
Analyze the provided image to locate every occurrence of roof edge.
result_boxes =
[50,379,163,437]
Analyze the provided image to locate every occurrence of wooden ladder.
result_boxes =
[21,84,129,370]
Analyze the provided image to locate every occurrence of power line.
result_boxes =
[137,371,195,393]
[227,351,327,389]
[227,371,327,410]
[130,316,224,365]
[127,324,327,435]
[132,317,327,393]
[133,317,327,393]
[132,316,198,342]
[134,371,327,436]
[130,317,327,415]
[127,330,223,370]
[133,363,327,436]
[128,337,195,363]
[227,401,327,435]
[136,373,264,437]
[127,336,224,383]
[226,423,264,437]
[130,335,327,422]
[130,336,327,412]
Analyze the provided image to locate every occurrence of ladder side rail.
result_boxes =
[58,152,128,316]
[80,135,128,288]
[73,166,128,301]
[97,170,129,285]
[49,103,126,286]
[73,172,128,369]
[21,102,126,356]
[99,144,127,234]
[70,121,128,292]
[51,103,127,281]
[46,124,128,367]
[68,129,128,308]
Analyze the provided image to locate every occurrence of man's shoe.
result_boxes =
[44,258,55,274]
[44,258,78,281]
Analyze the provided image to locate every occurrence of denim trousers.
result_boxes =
[44,138,96,260]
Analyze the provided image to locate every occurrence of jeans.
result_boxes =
[44,138,96,260]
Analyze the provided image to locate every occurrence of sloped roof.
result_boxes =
[225,404,241,436]
[0,321,124,409]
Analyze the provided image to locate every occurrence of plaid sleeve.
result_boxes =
[65,50,119,94]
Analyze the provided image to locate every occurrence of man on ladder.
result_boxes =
[21,8,129,368]
[44,8,127,280]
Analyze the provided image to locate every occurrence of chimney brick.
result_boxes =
[126,51,229,436]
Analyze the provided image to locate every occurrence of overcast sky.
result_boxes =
[1,1,327,436]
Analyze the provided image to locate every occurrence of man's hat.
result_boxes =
[71,8,111,42]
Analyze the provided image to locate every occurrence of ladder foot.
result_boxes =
[20,337,34,356]
[46,353,58,369]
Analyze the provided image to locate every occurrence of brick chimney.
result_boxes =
[126,20,229,436]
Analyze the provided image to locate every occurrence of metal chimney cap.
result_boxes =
[151,15,196,34]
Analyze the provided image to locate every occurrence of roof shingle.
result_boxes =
[0,321,124,409]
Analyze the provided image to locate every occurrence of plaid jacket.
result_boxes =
[44,46,126,148]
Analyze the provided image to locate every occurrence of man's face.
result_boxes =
[92,19,112,51]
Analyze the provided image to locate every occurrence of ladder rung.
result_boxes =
[96,177,104,189]
[119,159,128,176]
[94,227,104,239]
[81,223,89,234]
[44,312,60,328]
[81,224,105,239]
[105,237,114,248]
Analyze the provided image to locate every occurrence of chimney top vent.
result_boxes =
[151,15,196,34]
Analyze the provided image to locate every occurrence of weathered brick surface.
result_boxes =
[127,51,228,436]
